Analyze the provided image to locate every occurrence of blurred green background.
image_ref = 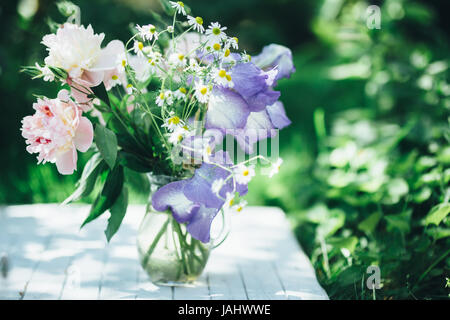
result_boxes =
[1,0,449,299]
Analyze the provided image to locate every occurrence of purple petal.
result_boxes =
[252,44,296,81]
[267,101,291,129]
[234,110,276,154]
[183,162,231,209]
[231,63,280,112]
[205,87,250,132]
[152,180,199,223]
[186,206,220,243]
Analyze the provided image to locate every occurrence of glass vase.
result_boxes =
[137,174,215,286]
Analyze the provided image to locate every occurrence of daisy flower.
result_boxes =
[213,68,233,88]
[234,164,255,185]
[173,87,188,100]
[168,52,187,68]
[116,53,127,73]
[136,24,158,41]
[194,81,211,104]
[163,112,184,131]
[168,126,188,145]
[205,22,227,42]
[268,158,283,178]
[233,200,247,213]
[167,26,174,33]
[126,84,135,95]
[227,37,239,50]
[156,90,174,107]
[187,15,205,33]
[133,40,145,57]
[170,1,186,16]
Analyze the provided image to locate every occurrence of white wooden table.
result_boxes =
[0,204,328,300]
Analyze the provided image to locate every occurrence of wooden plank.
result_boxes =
[0,206,53,300]
[1,205,328,300]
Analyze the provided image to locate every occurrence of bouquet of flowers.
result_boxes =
[21,0,294,284]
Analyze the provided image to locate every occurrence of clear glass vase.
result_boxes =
[137,174,217,286]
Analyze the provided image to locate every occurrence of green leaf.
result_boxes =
[424,203,450,226]
[118,151,153,173]
[95,124,118,169]
[328,236,358,254]
[81,165,124,228]
[358,211,382,235]
[385,210,412,233]
[62,153,104,204]
[105,187,128,242]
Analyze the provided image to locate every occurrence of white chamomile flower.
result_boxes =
[227,37,239,50]
[211,178,225,196]
[109,74,122,88]
[194,81,211,104]
[207,42,222,52]
[174,87,188,100]
[268,158,283,178]
[213,68,233,88]
[163,113,184,131]
[234,164,255,185]
[167,26,174,33]
[205,22,227,42]
[187,15,205,33]
[34,63,54,82]
[133,40,145,57]
[241,52,251,63]
[116,53,127,73]
[168,52,187,67]
[232,200,247,213]
[136,24,158,41]
[223,192,235,210]
[185,58,202,73]
[168,126,188,145]
[126,84,134,94]
[156,90,174,107]
[170,1,186,16]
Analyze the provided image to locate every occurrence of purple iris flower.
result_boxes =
[252,44,296,81]
[152,151,247,243]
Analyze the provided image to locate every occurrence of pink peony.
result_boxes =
[41,23,126,108]
[21,90,94,175]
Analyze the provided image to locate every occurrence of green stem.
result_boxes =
[142,217,171,267]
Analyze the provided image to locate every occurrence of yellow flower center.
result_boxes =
[229,198,234,206]
[150,26,156,33]
[168,116,180,125]
[121,59,127,67]
[213,43,221,51]
[195,17,203,25]
[111,75,118,80]
[226,74,232,81]
[206,146,212,155]
[127,84,133,88]
[233,37,239,44]
[236,206,243,212]
[224,49,230,57]
[159,92,165,99]
[178,54,185,61]
[212,27,221,35]
[218,69,227,78]
[200,87,207,95]
[243,170,249,176]
[177,1,184,7]
[179,87,187,94]
[138,42,144,50]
